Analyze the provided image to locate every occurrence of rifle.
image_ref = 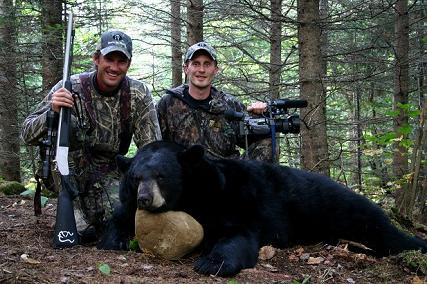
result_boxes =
[52,12,79,248]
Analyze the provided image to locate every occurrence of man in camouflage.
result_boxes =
[157,42,274,162]
[21,30,161,239]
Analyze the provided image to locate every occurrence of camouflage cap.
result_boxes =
[97,30,132,59]
[184,42,217,62]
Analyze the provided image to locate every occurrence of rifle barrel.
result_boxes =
[62,12,73,84]
[56,12,74,176]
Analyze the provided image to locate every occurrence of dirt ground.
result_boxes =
[0,194,426,284]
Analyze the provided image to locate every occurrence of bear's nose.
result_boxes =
[137,192,153,209]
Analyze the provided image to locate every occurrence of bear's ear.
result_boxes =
[116,155,133,174]
[178,144,205,165]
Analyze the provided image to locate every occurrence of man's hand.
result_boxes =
[247,101,267,115]
[51,88,74,113]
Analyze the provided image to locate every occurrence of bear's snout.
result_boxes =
[137,190,153,209]
[137,180,166,210]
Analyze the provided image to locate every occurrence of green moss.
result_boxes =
[41,187,58,198]
[128,238,141,252]
[399,250,427,274]
[0,181,26,195]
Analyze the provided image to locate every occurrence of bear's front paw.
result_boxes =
[97,234,129,251]
[194,255,241,277]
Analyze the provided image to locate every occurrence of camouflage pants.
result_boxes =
[246,137,279,163]
[53,166,121,232]
[74,171,120,231]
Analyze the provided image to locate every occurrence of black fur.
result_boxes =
[99,141,427,276]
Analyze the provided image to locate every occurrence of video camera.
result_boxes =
[225,98,307,137]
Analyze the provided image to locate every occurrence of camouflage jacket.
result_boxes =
[21,71,162,173]
[156,84,273,161]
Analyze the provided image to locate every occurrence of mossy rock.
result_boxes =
[24,179,58,198]
[0,181,26,195]
[41,187,58,198]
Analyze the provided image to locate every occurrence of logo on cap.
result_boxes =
[184,42,217,62]
[98,30,133,59]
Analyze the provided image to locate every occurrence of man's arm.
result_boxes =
[132,82,162,148]
[155,95,171,141]
[21,82,63,145]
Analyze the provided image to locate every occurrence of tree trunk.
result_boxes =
[414,97,427,223]
[268,0,283,164]
[186,0,203,45]
[398,0,426,222]
[298,0,329,175]
[352,90,362,190]
[319,0,328,77]
[0,0,20,181]
[392,0,409,179]
[171,0,183,87]
[416,0,427,224]
[41,0,63,91]
[399,96,427,221]
[269,0,282,99]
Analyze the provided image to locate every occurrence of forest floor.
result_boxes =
[0,193,426,284]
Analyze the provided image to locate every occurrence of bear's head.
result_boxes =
[116,141,222,213]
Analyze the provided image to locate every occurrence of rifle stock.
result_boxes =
[53,12,79,248]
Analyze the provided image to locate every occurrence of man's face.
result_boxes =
[184,54,218,90]
[94,51,131,92]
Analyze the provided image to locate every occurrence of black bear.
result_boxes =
[98,141,427,276]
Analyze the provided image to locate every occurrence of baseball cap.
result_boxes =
[97,30,132,59]
[184,42,217,62]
